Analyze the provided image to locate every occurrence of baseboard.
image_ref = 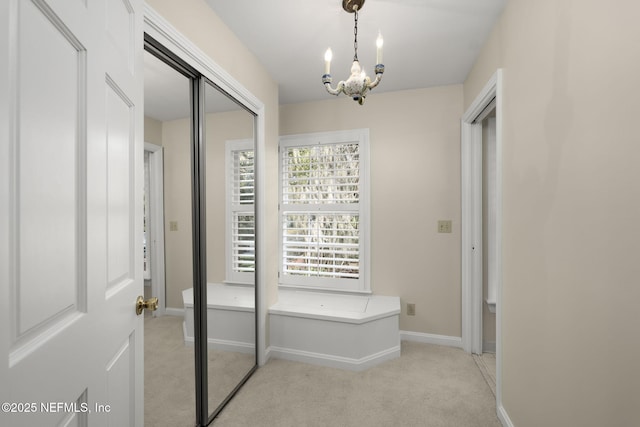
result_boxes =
[182,323,254,355]
[497,403,514,427]
[165,307,184,317]
[400,330,463,349]
[184,337,255,354]
[268,345,401,372]
[263,346,273,365]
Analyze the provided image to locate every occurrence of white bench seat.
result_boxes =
[269,289,401,371]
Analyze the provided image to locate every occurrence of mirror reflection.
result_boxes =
[143,48,196,426]
[143,43,258,426]
[203,80,257,417]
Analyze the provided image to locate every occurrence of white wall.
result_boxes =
[465,0,640,425]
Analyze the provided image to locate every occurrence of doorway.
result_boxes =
[477,113,497,395]
[460,69,504,413]
[143,143,166,316]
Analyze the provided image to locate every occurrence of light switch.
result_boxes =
[438,220,452,233]
[169,221,178,231]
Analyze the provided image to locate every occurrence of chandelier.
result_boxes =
[322,0,384,105]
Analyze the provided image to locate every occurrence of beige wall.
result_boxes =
[144,116,162,146]
[145,0,280,308]
[160,109,254,309]
[160,117,192,309]
[465,0,640,425]
[280,86,463,336]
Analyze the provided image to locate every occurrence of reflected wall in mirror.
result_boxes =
[143,48,197,426]
[203,80,257,418]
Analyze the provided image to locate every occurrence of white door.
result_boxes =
[0,0,144,426]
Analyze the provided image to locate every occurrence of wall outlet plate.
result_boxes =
[407,303,416,316]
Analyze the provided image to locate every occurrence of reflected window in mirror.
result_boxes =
[226,139,255,285]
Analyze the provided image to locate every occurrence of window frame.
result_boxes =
[278,129,370,293]
[225,139,255,285]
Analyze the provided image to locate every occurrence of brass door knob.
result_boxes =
[136,296,158,315]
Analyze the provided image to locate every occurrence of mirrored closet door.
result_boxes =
[143,35,258,427]
[203,79,257,421]
[143,47,196,427]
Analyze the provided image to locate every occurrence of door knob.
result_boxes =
[136,296,158,315]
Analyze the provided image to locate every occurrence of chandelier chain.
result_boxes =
[353,8,359,62]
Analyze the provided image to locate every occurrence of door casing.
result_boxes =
[460,69,505,420]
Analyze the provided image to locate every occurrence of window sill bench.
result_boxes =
[268,289,401,371]
[182,283,255,354]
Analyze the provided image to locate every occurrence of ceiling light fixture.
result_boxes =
[323,0,384,105]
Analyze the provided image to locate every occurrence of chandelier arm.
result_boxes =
[367,73,382,90]
[366,64,385,90]
[323,76,345,95]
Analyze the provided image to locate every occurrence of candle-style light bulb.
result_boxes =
[376,31,383,64]
[324,48,333,74]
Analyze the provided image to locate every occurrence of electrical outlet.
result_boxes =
[169,221,178,231]
[407,303,416,316]
[438,220,452,233]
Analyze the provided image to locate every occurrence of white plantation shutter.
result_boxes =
[282,213,360,278]
[231,148,255,205]
[226,140,255,284]
[279,130,370,292]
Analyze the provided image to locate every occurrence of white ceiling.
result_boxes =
[205,0,506,105]
[144,0,507,121]
[144,50,190,122]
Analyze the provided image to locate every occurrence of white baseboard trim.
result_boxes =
[497,403,514,427]
[400,330,463,349]
[182,322,254,354]
[165,307,184,317]
[263,346,273,365]
[268,345,401,372]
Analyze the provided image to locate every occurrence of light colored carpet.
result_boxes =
[214,342,500,427]
[145,315,500,427]
[473,352,497,398]
[144,315,195,427]
[144,315,255,427]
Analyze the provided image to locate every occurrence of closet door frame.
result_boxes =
[143,16,265,423]
[141,8,266,373]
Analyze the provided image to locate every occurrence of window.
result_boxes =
[226,139,255,284]
[279,129,370,293]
